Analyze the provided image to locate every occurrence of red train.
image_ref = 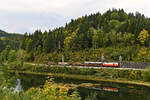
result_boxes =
[82,62,119,67]
[58,61,120,67]
[102,62,120,67]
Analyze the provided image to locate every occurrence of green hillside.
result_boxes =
[17,9,150,62]
[0,29,23,52]
[0,29,22,38]
[1,8,150,62]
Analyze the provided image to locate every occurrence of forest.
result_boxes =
[0,30,22,52]
[1,8,150,63]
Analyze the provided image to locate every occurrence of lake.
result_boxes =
[19,73,150,100]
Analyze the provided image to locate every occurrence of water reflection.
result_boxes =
[19,74,150,100]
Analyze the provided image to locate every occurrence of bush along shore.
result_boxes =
[0,79,82,100]
[9,63,150,87]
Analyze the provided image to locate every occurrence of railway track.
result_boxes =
[26,62,145,71]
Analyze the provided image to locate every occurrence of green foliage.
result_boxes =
[10,9,149,63]
[64,36,73,50]
[111,69,143,80]
[136,47,150,62]
[26,39,34,53]
[96,68,143,80]
[85,92,98,100]
[111,12,120,20]
[9,60,24,70]
[17,64,96,75]
[143,67,150,81]
[8,50,17,62]
[92,29,99,49]
[0,79,81,100]
[30,46,150,63]
[0,63,19,87]
[0,30,22,52]
[109,20,120,31]
[123,33,135,46]
[138,29,149,45]
[0,45,11,62]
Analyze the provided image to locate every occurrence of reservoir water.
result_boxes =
[19,73,150,100]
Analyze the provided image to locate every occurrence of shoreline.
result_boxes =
[11,70,150,88]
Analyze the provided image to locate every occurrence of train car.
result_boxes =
[47,61,56,65]
[58,62,70,66]
[83,62,120,67]
[72,62,85,66]
[84,62,102,64]
[84,62,102,67]
[102,62,119,67]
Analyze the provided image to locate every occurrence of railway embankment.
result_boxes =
[10,63,150,87]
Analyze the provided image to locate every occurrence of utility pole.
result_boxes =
[101,55,105,67]
[119,56,122,67]
[101,56,105,62]
[58,41,61,50]
[62,55,64,62]
[58,40,64,63]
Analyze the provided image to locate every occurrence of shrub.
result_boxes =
[15,64,97,75]
[143,67,150,81]
[0,79,82,100]
[128,70,142,80]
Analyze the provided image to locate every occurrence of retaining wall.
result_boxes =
[121,62,150,69]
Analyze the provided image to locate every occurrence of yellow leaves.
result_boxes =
[0,78,80,100]
[25,79,78,100]
[92,29,99,49]
[137,47,150,62]
[123,33,134,42]
[3,96,8,100]
[59,86,69,95]
[137,47,147,57]
[124,13,128,19]
[77,17,84,23]
[25,87,41,100]
[64,36,72,50]
[64,28,79,50]
[138,29,149,45]
[72,32,77,38]
[64,30,70,35]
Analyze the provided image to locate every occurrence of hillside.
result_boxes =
[2,8,150,62]
[0,29,22,38]
[0,29,23,52]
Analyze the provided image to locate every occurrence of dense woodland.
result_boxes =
[0,30,22,52]
[1,9,150,63]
